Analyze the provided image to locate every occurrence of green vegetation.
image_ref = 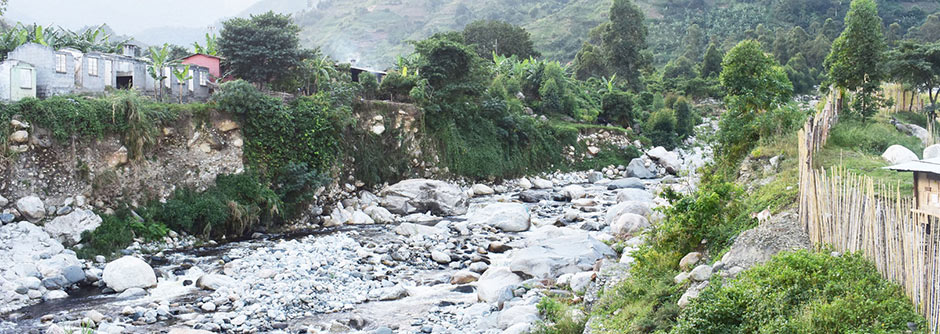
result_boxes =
[463,20,540,59]
[534,297,587,334]
[673,251,926,333]
[218,11,305,84]
[825,0,888,118]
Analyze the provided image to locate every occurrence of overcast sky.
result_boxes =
[6,0,261,34]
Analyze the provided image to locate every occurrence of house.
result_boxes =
[0,59,36,101]
[350,66,386,83]
[181,54,221,82]
[2,43,212,102]
[886,158,940,215]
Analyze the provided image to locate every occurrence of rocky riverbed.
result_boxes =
[0,143,710,334]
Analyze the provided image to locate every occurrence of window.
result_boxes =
[188,75,194,92]
[88,58,98,76]
[199,71,208,86]
[55,54,67,73]
[18,68,32,88]
[164,67,171,88]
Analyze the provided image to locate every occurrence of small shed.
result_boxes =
[0,59,37,102]
[886,157,940,215]
[349,66,386,83]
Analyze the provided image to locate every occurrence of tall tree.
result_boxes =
[701,42,723,78]
[218,11,302,85]
[682,23,705,61]
[909,14,940,43]
[462,20,540,60]
[573,42,608,80]
[887,41,940,113]
[601,0,648,88]
[720,40,793,113]
[824,0,887,118]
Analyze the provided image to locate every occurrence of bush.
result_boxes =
[151,171,279,237]
[534,297,587,334]
[76,209,169,259]
[600,91,636,128]
[589,268,683,333]
[674,98,694,139]
[672,251,926,333]
[645,109,678,149]
[359,71,379,99]
[829,120,924,156]
[378,71,418,102]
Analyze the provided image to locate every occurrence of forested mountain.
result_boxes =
[280,0,940,69]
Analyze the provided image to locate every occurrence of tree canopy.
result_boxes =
[720,40,793,113]
[824,0,887,117]
[218,11,303,84]
[462,20,541,60]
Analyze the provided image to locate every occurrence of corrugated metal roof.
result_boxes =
[884,157,940,173]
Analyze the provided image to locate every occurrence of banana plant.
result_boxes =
[172,64,192,103]
[193,33,218,56]
[601,74,618,94]
[147,44,174,100]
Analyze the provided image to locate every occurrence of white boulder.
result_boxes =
[468,203,531,232]
[102,256,156,292]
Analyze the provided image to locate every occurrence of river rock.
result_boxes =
[882,145,918,164]
[468,203,530,232]
[518,190,551,203]
[659,153,682,174]
[679,252,702,271]
[477,267,522,303]
[561,185,586,200]
[364,206,394,224]
[689,264,713,281]
[394,223,446,237]
[508,230,615,279]
[451,270,480,284]
[196,274,237,291]
[380,179,469,216]
[9,130,28,144]
[605,201,652,225]
[607,178,645,190]
[587,171,604,183]
[497,304,538,330]
[626,158,656,179]
[471,184,495,196]
[0,194,7,207]
[102,256,157,292]
[616,189,653,203]
[431,250,452,264]
[43,209,102,246]
[610,213,649,236]
[531,178,554,189]
[518,178,533,189]
[16,196,45,222]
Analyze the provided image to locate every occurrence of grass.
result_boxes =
[672,250,927,333]
[534,296,589,334]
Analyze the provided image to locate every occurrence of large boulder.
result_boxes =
[43,209,102,246]
[497,304,539,330]
[15,196,45,222]
[607,178,645,190]
[605,201,652,225]
[646,146,669,161]
[394,223,446,237]
[925,144,940,159]
[720,212,810,271]
[616,189,653,203]
[196,274,237,291]
[468,203,531,232]
[882,145,918,164]
[380,179,469,216]
[102,256,156,292]
[895,122,931,146]
[610,213,650,236]
[518,190,551,203]
[477,267,522,303]
[625,158,656,179]
[658,152,682,175]
[508,231,615,279]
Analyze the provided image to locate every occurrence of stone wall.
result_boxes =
[0,111,244,214]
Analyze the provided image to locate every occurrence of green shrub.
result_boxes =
[359,71,379,99]
[672,250,926,333]
[589,269,683,333]
[674,98,694,139]
[645,109,678,149]
[829,120,924,156]
[600,91,636,128]
[534,297,587,334]
[575,145,641,170]
[378,71,418,102]
[76,209,169,259]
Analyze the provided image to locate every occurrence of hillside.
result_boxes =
[283,0,939,68]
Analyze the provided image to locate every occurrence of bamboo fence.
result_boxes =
[799,88,940,332]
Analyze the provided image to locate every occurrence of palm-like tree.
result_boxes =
[147,44,175,101]
[172,64,192,103]
[193,33,218,56]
